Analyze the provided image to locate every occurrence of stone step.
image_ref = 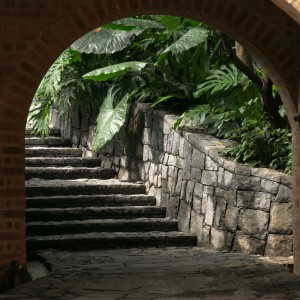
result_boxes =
[26,179,146,197]
[25,167,116,180]
[25,157,101,167]
[26,194,156,209]
[25,137,70,147]
[25,147,82,157]
[26,218,178,236]
[25,128,61,136]
[26,206,166,222]
[26,231,197,251]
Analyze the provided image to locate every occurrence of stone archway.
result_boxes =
[0,0,299,276]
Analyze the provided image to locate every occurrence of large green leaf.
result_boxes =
[92,89,129,151]
[193,65,246,97]
[157,27,209,63]
[70,28,136,54]
[155,15,182,32]
[83,61,148,82]
[113,18,165,29]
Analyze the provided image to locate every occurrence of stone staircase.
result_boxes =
[25,128,197,252]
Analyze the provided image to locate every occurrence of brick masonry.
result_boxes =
[63,103,293,257]
[0,0,299,278]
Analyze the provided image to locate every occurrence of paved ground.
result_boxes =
[0,247,299,300]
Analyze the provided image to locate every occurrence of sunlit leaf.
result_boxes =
[157,27,209,63]
[70,28,137,54]
[83,61,148,82]
[92,89,129,151]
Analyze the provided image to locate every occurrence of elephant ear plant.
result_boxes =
[29,15,291,173]
[71,16,209,152]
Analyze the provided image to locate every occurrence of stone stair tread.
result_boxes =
[25,147,82,157]
[26,178,144,188]
[26,206,166,221]
[27,231,195,241]
[27,217,176,226]
[26,218,177,234]
[25,128,61,136]
[25,137,70,145]
[25,166,115,180]
[26,194,156,208]
[27,231,197,250]
[25,157,101,166]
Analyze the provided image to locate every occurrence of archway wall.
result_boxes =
[0,0,299,273]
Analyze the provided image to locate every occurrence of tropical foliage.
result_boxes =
[28,15,291,173]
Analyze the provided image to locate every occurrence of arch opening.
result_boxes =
[0,0,299,280]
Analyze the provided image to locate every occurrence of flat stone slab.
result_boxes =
[1,247,297,299]
[26,194,156,208]
[26,206,167,222]
[25,167,116,180]
[25,157,101,167]
[25,128,61,136]
[25,137,70,146]
[26,232,197,251]
[25,147,82,157]
[26,178,146,196]
[26,217,178,235]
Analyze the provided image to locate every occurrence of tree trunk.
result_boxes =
[222,36,288,128]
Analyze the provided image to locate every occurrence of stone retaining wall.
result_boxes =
[62,102,293,257]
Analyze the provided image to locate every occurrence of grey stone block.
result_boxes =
[237,191,272,212]
[275,185,292,203]
[223,205,239,232]
[265,234,293,257]
[205,156,218,171]
[232,233,266,255]
[71,107,80,129]
[214,198,226,227]
[191,149,205,169]
[269,203,292,234]
[72,128,81,146]
[185,181,195,204]
[87,125,96,150]
[81,117,89,132]
[191,167,201,181]
[168,155,177,167]
[177,201,191,232]
[142,128,151,145]
[201,170,217,187]
[190,211,204,245]
[238,209,269,239]
[180,180,187,200]
[261,179,280,194]
[199,226,210,247]
[80,132,88,147]
[182,163,191,180]
[211,227,227,250]
[203,186,214,195]
[171,132,180,155]
[204,195,217,226]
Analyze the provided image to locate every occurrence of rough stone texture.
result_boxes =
[265,234,293,257]
[65,103,293,257]
[233,233,266,255]
[238,209,269,239]
[210,227,226,250]
[177,201,191,233]
[269,203,293,234]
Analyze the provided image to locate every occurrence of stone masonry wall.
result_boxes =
[63,102,293,257]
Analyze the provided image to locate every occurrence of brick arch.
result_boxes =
[271,0,300,25]
[0,0,300,277]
